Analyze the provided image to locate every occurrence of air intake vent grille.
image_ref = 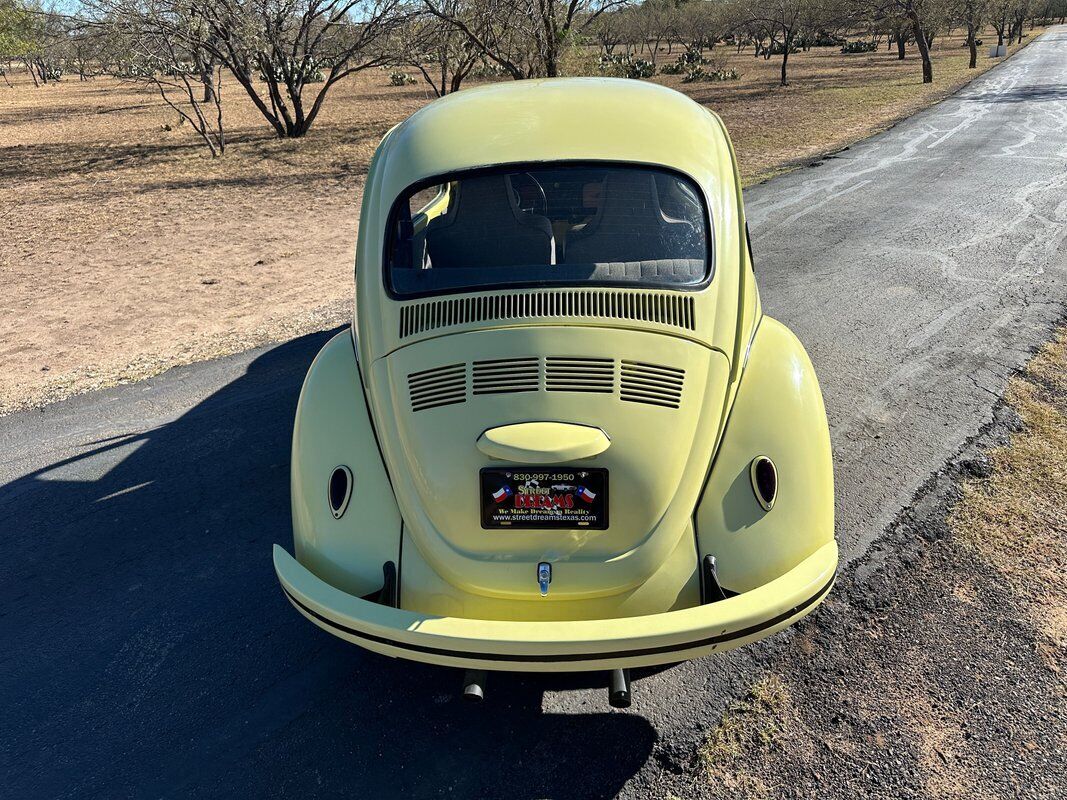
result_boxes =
[473,357,539,395]
[546,357,614,394]
[408,363,467,412]
[399,290,696,338]
[407,359,684,411]
[620,361,684,408]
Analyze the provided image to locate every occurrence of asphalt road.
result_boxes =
[4,28,1067,799]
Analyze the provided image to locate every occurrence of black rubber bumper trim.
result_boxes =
[281,570,836,664]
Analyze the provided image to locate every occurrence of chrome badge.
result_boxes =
[537,562,552,597]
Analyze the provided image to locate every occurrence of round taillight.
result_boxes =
[328,466,353,519]
[750,456,777,512]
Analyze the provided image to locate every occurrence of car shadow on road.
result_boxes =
[0,330,657,800]
[968,84,1067,104]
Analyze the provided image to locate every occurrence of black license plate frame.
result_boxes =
[480,467,609,530]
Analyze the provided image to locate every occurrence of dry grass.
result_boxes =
[700,674,803,796]
[693,325,1067,800]
[951,327,1067,671]
[0,28,1042,414]
[685,34,1037,184]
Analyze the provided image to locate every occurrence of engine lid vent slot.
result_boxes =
[545,357,615,394]
[398,290,696,338]
[408,363,467,412]
[620,361,684,408]
[472,357,540,395]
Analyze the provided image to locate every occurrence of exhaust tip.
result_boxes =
[462,670,487,703]
[608,668,632,709]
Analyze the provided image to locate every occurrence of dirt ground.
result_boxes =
[0,28,1040,414]
[663,327,1067,800]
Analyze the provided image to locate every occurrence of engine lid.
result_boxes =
[369,325,732,601]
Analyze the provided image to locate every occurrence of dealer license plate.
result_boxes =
[480,467,608,530]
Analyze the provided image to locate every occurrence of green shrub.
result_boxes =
[840,40,877,54]
[798,31,845,48]
[258,58,324,84]
[598,53,654,80]
[767,40,799,56]
[389,70,416,86]
[627,59,654,79]
[163,62,194,77]
[470,61,508,79]
[661,49,710,75]
[682,66,739,83]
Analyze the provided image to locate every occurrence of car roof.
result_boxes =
[373,78,735,200]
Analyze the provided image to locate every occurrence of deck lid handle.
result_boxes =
[476,422,610,463]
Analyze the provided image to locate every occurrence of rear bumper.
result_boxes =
[273,541,837,672]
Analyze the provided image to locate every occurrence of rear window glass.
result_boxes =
[386,164,710,297]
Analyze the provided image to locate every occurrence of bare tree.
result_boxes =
[871,0,949,82]
[675,0,731,52]
[92,0,410,138]
[199,0,411,137]
[423,0,632,79]
[392,3,478,94]
[92,0,227,154]
[900,1,933,82]
[589,6,625,55]
[147,42,227,155]
[17,2,66,84]
[631,0,673,64]
[955,0,987,66]
[729,0,846,85]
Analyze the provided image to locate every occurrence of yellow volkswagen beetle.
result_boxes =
[273,78,836,707]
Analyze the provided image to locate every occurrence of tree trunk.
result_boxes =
[906,11,933,83]
[780,34,791,85]
[450,67,465,94]
[967,23,977,68]
[896,34,906,60]
[202,69,216,104]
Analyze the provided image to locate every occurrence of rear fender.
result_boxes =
[696,317,834,593]
[291,331,402,597]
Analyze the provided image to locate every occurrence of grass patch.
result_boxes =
[700,674,794,794]
[689,325,1067,798]
[951,327,1067,670]
[710,32,1044,185]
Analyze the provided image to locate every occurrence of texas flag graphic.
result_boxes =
[492,485,513,504]
[576,486,596,503]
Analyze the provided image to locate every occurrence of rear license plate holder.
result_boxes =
[480,467,608,530]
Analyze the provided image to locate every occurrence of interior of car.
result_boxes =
[390,165,709,295]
